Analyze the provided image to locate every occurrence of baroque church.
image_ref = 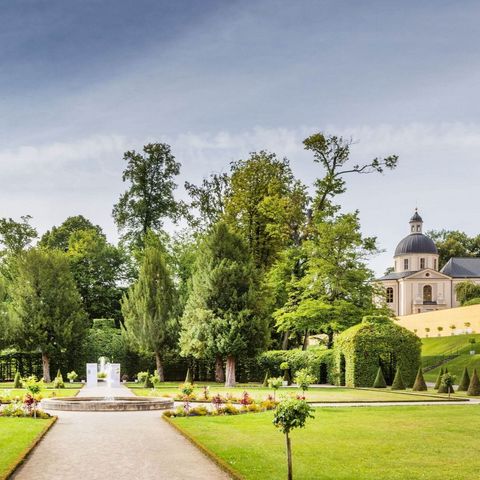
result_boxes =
[377,210,480,316]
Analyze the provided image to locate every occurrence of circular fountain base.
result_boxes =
[41,396,174,412]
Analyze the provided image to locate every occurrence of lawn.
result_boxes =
[0,382,83,403]
[424,353,480,382]
[421,333,480,356]
[0,417,55,480]
[129,384,455,402]
[171,405,480,480]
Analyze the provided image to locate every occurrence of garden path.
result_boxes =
[12,383,231,480]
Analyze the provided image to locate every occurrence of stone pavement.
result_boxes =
[13,384,231,480]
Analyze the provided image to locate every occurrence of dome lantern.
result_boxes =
[409,208,423,233]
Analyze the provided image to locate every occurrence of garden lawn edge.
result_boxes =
[163,415,245,480]
[2,416,57,480]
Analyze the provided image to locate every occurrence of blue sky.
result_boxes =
[1,0,479,274]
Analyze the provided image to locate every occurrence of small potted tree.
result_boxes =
[449,324,456,336]
[67,371,78,384]
[425,327,430,338]
[437,326,443,337]
[469,338,476,355]
[280,362,291,386]
[267,377,283,401]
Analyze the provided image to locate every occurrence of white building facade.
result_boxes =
[377,210,480,316]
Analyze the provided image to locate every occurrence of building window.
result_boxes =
[423,285,432,303]
[420,258,425,269]
[386,287,394,303]
[416,225,420,232]
[404,259,409,270]
[434,259,437,270]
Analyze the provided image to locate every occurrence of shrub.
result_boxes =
[247,403,262,413]
[261,399,278,410]
[211,393,224,410]
[67,371,78,382]
[240,391,253,406]
[185,368,193,384]
[439,373,455,398]
[143,372,154,389]
[294,368,316,393]
[189,406,209,416]
[458,367,470,392]
[412,367,428,391]
[391,366,406,390]
[180,382,194,396]
[464,298,480,306]
[434,368,444,390]
[372,367,387,388]
[13,372,22,388]
[223,403,240,415]
[53,376,65,389]
[137,371,149,383]
[267,377,283,400]
[262,371,269,387]
[467,369,480,396]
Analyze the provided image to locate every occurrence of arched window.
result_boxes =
[423,285,432,302]
[386,287,394,303]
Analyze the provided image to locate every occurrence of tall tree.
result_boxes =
[9,248,87,382]
[179,222,268,387]
[113,143,185,247]
[225,151,308,271]
[428,230,480,268]
[0,216,37,256]
[121,233,176,381]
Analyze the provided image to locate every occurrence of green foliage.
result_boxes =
[428,230,480,269]
[458,367,470,392]
[262,371,269,387]
[464,297,480,306]
[67,371,78,382]
[143,371,154,389]
[372,367,387,388]
[294,368,316,393]
[267,377,283,400]
[180,382,194,396]
[434,368,444,390]
[185,368,192,384]
[391,367,406,390]
[13,372,22,389]
[22,376,43,396]
[439,373,455,395]
[455,281,480,306]
[272,397,315,435]
[412,368,427,391]
[112,143,185,246]
[0,216,37,255]
[53,376,64,389]
[335,316,421,388]
[137,371,149,383]
[467,369,480,396]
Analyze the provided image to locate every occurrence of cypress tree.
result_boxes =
[56,369,63,381]
[467,369,480,396]
[13,371,22,388]
[373,367,387,388]
[412,367,428,391]
[458,367,470,392]
[391,366,406,390]
[434,367,444,390]
[185,368,192,384]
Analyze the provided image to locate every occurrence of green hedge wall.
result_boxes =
[334,315,421,388]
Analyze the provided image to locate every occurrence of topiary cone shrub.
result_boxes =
[467,369,480,396]
[262,371,270,387]
[458,367,470,392]
[185,368,193,384]
[434,367,444,390]
[13,372,22,389]
[144,371,154,389]
[372,367,387,388]
[391,366,406,390]
[438,373,455,395]
[412,367,428,391]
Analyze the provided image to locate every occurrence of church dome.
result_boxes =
[394,233,438,256]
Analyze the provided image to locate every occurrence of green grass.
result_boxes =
[0,417,55,479]
[421,333,480,356]
[130,385,455,402]
[171,405,480,480]
[0,382,83,403]
[425,353,480,382]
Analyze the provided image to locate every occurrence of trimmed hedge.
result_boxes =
[372,367,387,388]
[391,366,406,390]
[412,368,427,391]
[467,369,480,396]
[334,316,421,388]
[258,348,334,383]
[458,367,470,392]
[434,368,444,390]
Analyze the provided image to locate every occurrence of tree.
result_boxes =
[0,216,37,256]
[391,366,406,390]
[273,398,314,480]
[113,143,185,246]
[428,230,480,268]
[439,372,455,398]
[122,234,176,381]
[179,222,268,387]
[434,368,444,390]
[9,248,87,382]
[412,367,427,391]
[458,367,470,392]
[294,368,316,395]
[372,367,387,388]
[455,281,480,306]
[467,369,480,396]
[303,132,398,215]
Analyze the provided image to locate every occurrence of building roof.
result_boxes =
[394,233,438,256]
[410,210,423,223]
[441,258,480,278]
[378,271,417,281]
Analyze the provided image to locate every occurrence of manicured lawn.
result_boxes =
[0,417,55,479]
[171,405,480,480]
[421,333,480,356]
[0,382,83,403]
[130,385,455,402]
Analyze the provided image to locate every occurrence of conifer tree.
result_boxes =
[373,367,387,388]
[185,368,193,384]
[391,366,406,390]
[144,371,153,389]
[467,369,480,396]
[13,371,22,388]
[458,367,470,392]
[434,367,444,390]
[412,367,428,391]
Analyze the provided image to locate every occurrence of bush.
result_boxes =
[189,406,208,416]
[467,369,480,396]
[137,371,149,383]
[144,372,154,388]
[294,368,316,393]
[180,383,194,396]
[372,367,387,388]
[53,376,65,389]
[13,372,22,388]
[262,371,269,387]
[464,298,480,306]
[223,403,240,415]
[439,373,455,397]
[267,377,283,400]
[434,368,444,390]
[67,371,78,382]
[412,367,428,391]
[458,367,470,392]
[185,368,193,384]
[391,366,406,390]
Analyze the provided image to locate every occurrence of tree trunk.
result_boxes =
[302,330,309,351]
[41,352,51,383]
[286,432,293,480]
[225,355,236,387]
[282,331,289,350]
[215,355,225,383]
[155,351,165,382]
[327,330,334,349]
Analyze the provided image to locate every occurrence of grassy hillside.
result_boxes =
[421,333,480,356]
[424,354,480,382]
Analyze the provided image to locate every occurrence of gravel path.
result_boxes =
[12,384,231,480]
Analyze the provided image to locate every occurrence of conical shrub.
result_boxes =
[391,366,406,390]
[458,367,470,392]
[56,369,63,381]
[434,367,444,390]
[13,372,22,388]
[144,371,154,388]
[373,367,387,388]
[185,368,192,384]
[412,367,428,391]
[438,374,455,394]
[262,371,269,387]
[467,369,480,396]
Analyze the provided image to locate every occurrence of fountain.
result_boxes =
[41,396,173,412]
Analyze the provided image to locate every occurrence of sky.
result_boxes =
[1,0,480,275]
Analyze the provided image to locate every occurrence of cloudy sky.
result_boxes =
[1,0,479,274]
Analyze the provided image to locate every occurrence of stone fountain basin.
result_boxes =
[41,396,174,412]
